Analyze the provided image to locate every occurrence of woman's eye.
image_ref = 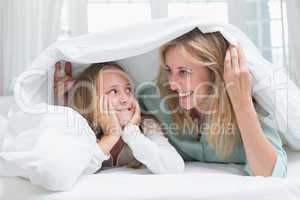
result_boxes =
[164,67,171,74]
[179,70,190,76]
[179,70,186,75]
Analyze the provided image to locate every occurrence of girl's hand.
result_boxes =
[223,44,253,111]
[98,95,122,138]
[130,100,141,126]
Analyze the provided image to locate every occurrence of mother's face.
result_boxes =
[164,46,212,111]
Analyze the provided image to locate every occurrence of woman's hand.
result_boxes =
[98,95,122,138]
[223,44,278,176]
[223,44,253,111]
[130,99,141,126]
[53,61,75,105]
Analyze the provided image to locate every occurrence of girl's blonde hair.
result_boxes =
[157,28,241,159]
[68,62,124,140]
[68,62,160,168]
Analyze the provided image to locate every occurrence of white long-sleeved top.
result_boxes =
[84,122,185,174]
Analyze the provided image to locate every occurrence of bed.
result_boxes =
[0,151,300,200]
[1,96,300,200]
[2,17,300,199]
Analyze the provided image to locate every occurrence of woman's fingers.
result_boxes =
[54,62,62,83]
[54,61,74,97]
[230,45,239,74]
[65,62,72,77]
[224,44,248,82]
[224,43,252,106]
[54,61,72,83]
[237,44,252,91]
[62,76,74,91]
[53,77,74,95]
[223,49,231,80]
[237,43,246,68]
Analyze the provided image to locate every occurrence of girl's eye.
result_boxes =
[126,87,132,93]
[109,89,117,95]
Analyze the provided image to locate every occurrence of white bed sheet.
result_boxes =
[0,148,299,200]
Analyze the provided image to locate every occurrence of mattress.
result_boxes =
[0,148,299,200]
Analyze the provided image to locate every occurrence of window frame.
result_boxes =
[86,0,288,67]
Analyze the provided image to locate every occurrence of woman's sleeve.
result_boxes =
[243,113,287,177]
[121,122,185,174]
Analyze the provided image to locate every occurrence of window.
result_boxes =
[244,0,288,67]
[88,0,151,33]
[168,0,228,23]
[87,0,288,67]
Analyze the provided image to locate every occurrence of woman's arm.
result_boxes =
[242,110,287,177]
[224,44,284,177]
[234,102,279,176]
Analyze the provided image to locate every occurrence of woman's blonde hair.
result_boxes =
[157,28,241,159]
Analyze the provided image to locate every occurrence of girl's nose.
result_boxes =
[119,91,129,105]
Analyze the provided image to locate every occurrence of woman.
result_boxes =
[54,61,184,174]
[144,28,287,177]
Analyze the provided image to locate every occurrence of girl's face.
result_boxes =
[98,68,135,126]
[164,46,212,111]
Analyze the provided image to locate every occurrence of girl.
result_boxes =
[54,61,185,174]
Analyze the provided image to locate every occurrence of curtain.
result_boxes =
[286,0,300,87]
[0,2,4,95]
[61,0,88,39]
[0,0,63,95]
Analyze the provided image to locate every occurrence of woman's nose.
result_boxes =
[169,75,179,91]
[169,81,178,91]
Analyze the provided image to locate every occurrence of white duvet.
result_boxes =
[0,106,101,191]
[1,152,300,200]
[12,17,300,149]
[1,17,300,192]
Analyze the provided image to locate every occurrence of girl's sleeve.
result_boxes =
[243,113,287,177]
[82,142,110,175]
[121,120,185,174]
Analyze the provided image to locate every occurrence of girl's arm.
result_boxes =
[121,121,185,174]
[84,95,122,174]
[83,134,118,174]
